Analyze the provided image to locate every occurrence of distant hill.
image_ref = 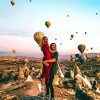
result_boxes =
[0,55,42,61]
[0,51,10,55]
[0,53,100,61]
[58,53,100,60]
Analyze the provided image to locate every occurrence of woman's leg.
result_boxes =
[41,64,46,78]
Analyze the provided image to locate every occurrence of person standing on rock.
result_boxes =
[43,43,59,99]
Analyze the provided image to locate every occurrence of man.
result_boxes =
[43,43,59,100]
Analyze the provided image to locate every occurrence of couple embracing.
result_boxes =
[41,36,58,99]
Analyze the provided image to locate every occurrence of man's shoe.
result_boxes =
[51,97,55,100]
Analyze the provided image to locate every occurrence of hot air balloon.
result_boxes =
[45,21,51,28]
[67,15,69,17]
[60,43,62,45]
[11,0,16,6]
[78,44,86,54]
[91,47,93,50]
[12,49,16,54]
[86,49,88,51]
[96,13,98,15]
[34,32,45,47]
[70,38,72,40]
[55,38,57,41]
[85,32,87,34]
[71,34,74,38]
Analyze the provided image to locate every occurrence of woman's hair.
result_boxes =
[41,36,48,45]
[50,43,56,50]
[42,36,48,40]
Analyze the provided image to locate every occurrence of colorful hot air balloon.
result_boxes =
[11,0,16,6]
[45,21,51,28]
[78,44,86,54]
[34,32,45,47]
[12,49,16,54]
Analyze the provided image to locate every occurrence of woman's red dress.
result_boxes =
[41,43,52,83]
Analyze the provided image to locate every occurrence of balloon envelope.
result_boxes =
[55,38,57,41]
[91,47,93,50]
[60,43,62,45]
[11,0,16,6]
[12,49,16,54]
[78,44,86,53]
[34,32,45,47]
[45,21,51,28]
[85,32,87,34]
[96,13,98,15]
[71,34,74,38]
[86,49,88,51]
[67,15,69,17]
[70,38,72,40]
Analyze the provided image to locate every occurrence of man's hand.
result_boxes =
[42,61,49,66]
[42,61,46,64]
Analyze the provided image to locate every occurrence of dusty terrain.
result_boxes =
[0,56,100,100]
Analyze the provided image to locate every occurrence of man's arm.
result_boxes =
[43,52,58,63]
[49,49,56,53]
[43,58,56,63]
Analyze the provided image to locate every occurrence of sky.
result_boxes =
[0,0,100,57]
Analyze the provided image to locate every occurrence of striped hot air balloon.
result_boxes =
[34,32,45,47]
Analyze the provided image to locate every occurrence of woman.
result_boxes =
[41,36,52,84]
[43,43,59,99]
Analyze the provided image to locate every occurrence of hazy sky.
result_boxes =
[0,0,100,57]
